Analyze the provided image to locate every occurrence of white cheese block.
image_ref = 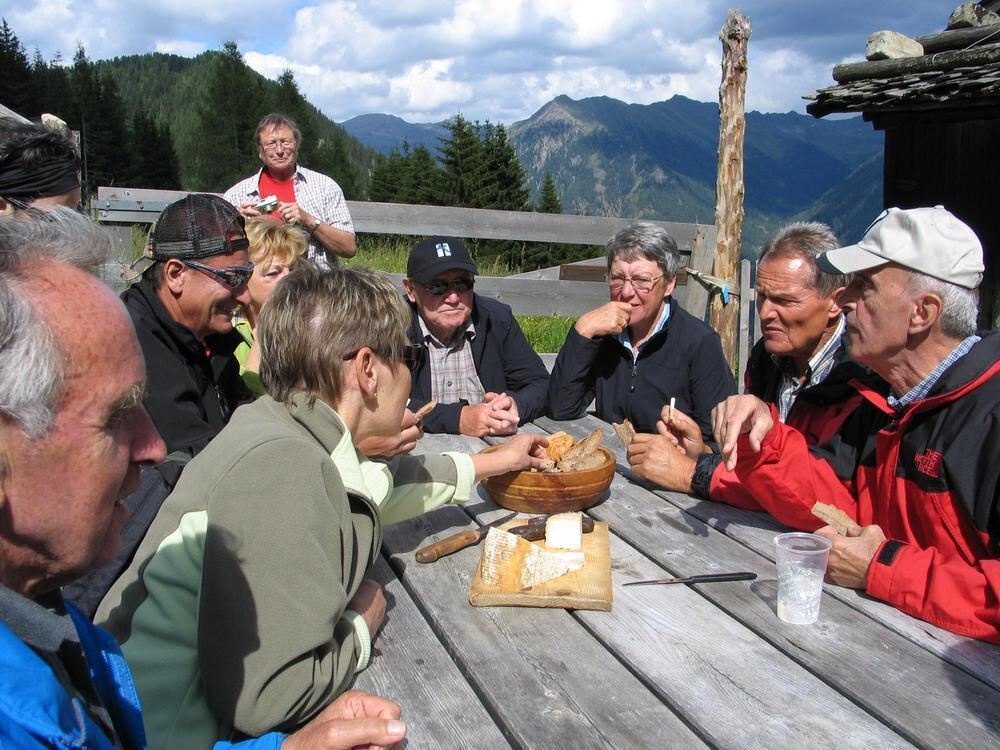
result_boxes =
[545,512,583,551]
[520,543,576,588]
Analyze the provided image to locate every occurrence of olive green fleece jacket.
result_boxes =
[95,394,475,750]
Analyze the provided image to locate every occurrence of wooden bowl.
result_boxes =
[480,446,616,513]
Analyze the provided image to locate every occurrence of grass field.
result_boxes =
[347,235,578,353]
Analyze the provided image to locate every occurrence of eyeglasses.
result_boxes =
[343,344,424,373]
[606,274,664,293]
[421,277,475,296]
[261,138,296,152]
[182,259,255,289]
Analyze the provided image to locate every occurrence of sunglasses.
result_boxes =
[182,259,255,289]
[343,344,424,373]
[421,277,474,296]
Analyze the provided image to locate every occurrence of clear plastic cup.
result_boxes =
[774,532,832,624]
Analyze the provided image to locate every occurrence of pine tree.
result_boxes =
[481,124,530,211]
[437,115,486,208]
[189,42,261,190]
[368,149,408,203]
[0,19,33,116]
[402,144,442,205]
[537,173,563,214]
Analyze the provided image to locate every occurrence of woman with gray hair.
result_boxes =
[548,221,736,443]
[98,265,547,750]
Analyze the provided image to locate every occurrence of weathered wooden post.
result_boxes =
[712,9,751,371]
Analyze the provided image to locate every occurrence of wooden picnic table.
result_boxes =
[353,415,1000,749]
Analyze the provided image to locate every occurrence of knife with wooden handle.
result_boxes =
[415,512,518,563]
[415,514,596,563]
[622,571,757,587]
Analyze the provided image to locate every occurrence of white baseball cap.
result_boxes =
[818,206,984,289]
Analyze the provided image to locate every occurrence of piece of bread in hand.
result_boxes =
[811,501,862,535]
[611,419,636,448]
[413,400,437,420]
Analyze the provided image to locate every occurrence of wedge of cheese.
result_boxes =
[545,512,583,551]
[480,527,578,589]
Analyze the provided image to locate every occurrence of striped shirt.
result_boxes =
[224,165,354,271]
[889,335,981,411]
[419,316,486,405]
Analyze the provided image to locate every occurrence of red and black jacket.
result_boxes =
[729,333,1000,642]
[693,337,867,508]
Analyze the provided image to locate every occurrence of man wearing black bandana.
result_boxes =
[0,119,82,215]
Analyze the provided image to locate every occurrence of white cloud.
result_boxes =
[7,0,949,123]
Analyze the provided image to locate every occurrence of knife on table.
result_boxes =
[415,512,518,563]
[623,571,758,587]
[415,514,596,563]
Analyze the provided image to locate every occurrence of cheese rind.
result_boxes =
[481,527,519,584]
[545,512,583,551]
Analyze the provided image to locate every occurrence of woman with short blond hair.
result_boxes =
[234,216,308,393]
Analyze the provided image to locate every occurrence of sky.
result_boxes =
[4,1,953,124]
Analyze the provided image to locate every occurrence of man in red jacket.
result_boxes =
[628,221,864,503]
[712,206,999,642]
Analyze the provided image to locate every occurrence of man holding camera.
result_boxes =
[225,113,356,269]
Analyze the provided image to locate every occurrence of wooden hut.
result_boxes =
[806,1,1000,328]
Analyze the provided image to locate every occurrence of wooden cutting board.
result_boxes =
[469,520,612,611]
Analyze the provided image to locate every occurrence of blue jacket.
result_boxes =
[0,598,284,750]
[547,297,737,442]
[407,293,549,433]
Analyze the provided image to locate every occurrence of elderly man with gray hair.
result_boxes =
[628,221,866,502]
[548,221,736,443]
[711,206,1000,642]
[0,211,407,748]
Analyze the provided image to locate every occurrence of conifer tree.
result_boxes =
[481,124,529,211]
[189,41,261,190]
[368,148,408,203]
[402,144,442,205]
[0,20,33,116]
[537,173,563,214]
[437,115,486,207]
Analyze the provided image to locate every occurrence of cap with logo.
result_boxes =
[817,206,984,289]
[125,194,250,281]
[406,236,478,285]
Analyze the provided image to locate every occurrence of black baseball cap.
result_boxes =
[406,236,477,284]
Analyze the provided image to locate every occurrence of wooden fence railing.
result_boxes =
[94,187,760,367]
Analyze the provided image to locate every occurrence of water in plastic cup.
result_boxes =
[774,532,832,624]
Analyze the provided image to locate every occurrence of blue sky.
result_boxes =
[4,1,951,124]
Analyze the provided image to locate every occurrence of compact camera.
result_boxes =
[254,195,279,213]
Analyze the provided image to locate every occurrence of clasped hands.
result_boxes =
[461,392,520,437]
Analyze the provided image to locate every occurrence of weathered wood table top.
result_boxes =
[354,415,1000,749]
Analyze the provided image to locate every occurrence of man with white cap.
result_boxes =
[711,206,1000,641]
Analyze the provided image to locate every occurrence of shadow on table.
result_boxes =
[944,639,1000,735]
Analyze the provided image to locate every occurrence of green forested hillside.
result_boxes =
[95,46,376,197]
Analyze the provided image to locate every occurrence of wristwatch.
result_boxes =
[308,217,322,234]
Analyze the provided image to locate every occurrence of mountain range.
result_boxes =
[343,95,885,253]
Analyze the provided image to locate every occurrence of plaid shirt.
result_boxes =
[224,165,354,271]
[419,316,486,405]
[774,316,846,423]
[889,335,981,411]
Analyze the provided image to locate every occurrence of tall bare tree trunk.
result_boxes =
[713,10,751,371]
